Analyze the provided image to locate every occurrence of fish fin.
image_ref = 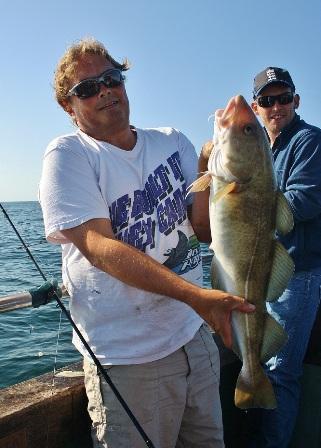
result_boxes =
[260,313,288,363]
[212,182,237,204]
[186,172,212,195]
[275,190,294,235]
[235,363,277,409]
[266,241,294,302]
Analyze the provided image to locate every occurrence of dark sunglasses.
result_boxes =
[257,92,294,108]
[67,68,125,99]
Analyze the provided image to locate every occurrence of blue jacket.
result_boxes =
[269,114,321,271]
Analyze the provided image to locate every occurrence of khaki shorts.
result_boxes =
[83,324,224,448]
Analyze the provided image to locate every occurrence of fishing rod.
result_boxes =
[0,202,156,448]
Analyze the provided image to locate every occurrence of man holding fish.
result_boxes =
[39,37,255,448]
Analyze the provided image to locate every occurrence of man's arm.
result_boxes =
[189,141,214,243]
[285,132,321,221]
[61,217,254,348]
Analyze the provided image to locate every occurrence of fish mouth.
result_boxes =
[217,95,258,130]
[217,98,237,129]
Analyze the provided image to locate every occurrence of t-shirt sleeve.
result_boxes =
[176,131,198,206]
[39,138,110,244]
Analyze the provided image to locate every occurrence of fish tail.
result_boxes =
[234,364,277,409]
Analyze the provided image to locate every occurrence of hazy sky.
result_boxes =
[1,0,321,201]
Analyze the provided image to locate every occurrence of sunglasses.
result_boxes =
[67,68,125,99]
[257,92,294,108]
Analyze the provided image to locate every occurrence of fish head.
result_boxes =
[209,95,271,185]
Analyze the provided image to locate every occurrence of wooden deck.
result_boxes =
[0,363,92,448]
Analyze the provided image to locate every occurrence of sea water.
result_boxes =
[0,201,213,389]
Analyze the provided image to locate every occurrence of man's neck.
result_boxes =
[268,131,279,147]
[82,126,137,151]
[104,127,137,150]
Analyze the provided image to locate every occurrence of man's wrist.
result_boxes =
[198,141,214,172]
[198,157,209,173]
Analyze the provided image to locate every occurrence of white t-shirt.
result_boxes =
[39,126,203,364]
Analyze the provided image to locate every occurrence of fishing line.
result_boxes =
[0,204,46,282]
[51,308,63,392]
[0,202,156,448]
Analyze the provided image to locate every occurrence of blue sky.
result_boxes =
[1,0,321,201]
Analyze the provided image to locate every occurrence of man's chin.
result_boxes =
[269,120,285,135]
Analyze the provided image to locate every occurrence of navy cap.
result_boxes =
[253,67,295,98]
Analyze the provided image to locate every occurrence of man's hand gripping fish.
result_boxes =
[188,95,294,409]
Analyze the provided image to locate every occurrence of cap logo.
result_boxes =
[266,69,277,81]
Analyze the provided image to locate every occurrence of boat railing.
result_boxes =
[0,284,69,313]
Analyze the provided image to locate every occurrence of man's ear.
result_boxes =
[61,99,74,117]
[294,93,300,109]
[251,100,259,115]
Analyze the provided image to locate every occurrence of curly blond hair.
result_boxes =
[54,37,130,110]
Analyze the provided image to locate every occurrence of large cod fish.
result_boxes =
[189,95,294,409]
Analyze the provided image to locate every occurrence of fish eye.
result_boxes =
[243,125,254,136]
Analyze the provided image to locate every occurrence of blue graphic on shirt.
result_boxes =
[109,151,200,274]
[163,230,201,274]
